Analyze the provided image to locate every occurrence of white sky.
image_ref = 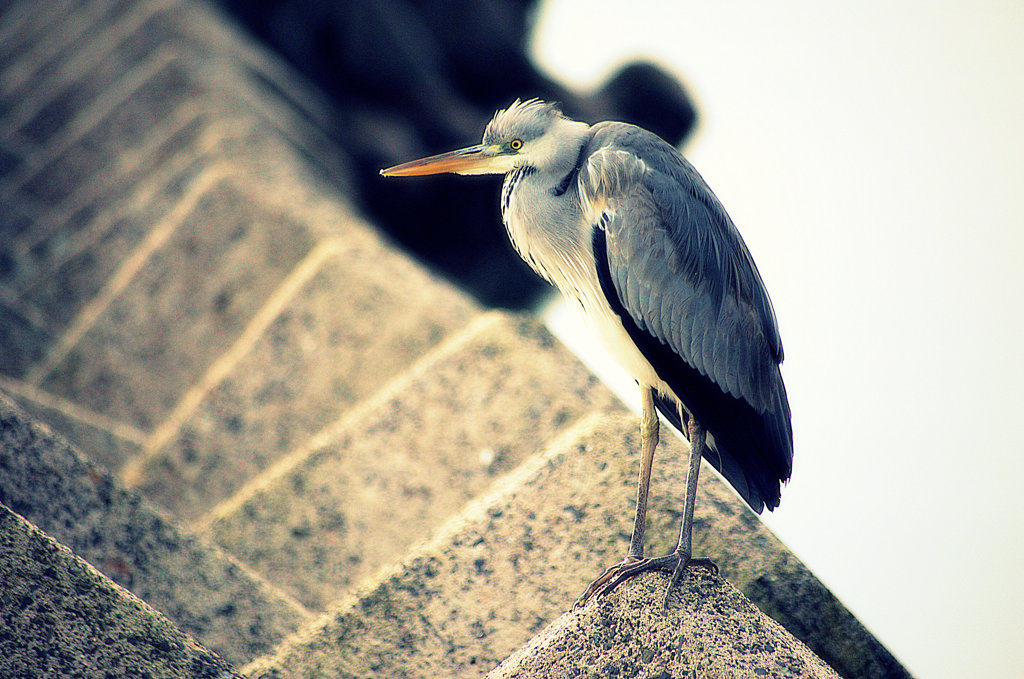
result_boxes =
[531,2,1024,677]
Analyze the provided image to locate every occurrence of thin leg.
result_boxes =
[627,385,659,559]
[574,403,717,609]
[661,409,717,605]
[574,385,659,606]
[675,408,704,562]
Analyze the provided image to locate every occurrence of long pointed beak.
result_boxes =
[380,144,501,177]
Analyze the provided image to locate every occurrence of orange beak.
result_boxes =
[380,144,502,177]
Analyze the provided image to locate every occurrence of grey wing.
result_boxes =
[580,127,793,511]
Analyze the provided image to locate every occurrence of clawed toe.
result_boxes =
[574,553,718,608]
[573,556,643,609]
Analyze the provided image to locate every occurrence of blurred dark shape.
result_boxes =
[215,0,697,308]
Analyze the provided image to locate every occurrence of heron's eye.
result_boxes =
[510,139,523,151]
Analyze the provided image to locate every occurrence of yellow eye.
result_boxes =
[510,139,523,151]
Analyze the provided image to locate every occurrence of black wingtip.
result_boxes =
[593,227,793,513]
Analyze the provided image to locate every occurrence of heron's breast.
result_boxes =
[580,294,672,395]
[502,171,672,394]
[503,175,588,282]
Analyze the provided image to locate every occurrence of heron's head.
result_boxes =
[381,99,590,178]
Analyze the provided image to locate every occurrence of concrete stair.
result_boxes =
[239,412,845,679]
[0,395,310,666]
[0,501,241,678]
[0,0,911,677]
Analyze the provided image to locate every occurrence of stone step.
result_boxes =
[0,0,483,528]
[0,503,240,679]
[198,311,621,612]
[1,0,344,308]
[0,394,310,667]
[485,571,839,679]
[240,413,907,679]
[123,217,480,523]
[0,0,347,387]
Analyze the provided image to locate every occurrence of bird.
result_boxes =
[380,98,792,606]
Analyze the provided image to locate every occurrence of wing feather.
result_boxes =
[581,122,793,512]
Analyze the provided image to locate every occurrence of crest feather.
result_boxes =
[483,99,564,145]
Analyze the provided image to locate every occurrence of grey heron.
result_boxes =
[381,99,792,606]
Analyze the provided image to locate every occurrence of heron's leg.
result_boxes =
[574,406,716,609]
[660,411,717,602]
[574,386,660,607]
[627,384,659,559]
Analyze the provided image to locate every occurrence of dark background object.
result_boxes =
[214,0,697,308]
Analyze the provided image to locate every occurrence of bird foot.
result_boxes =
[574,553,717,609]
